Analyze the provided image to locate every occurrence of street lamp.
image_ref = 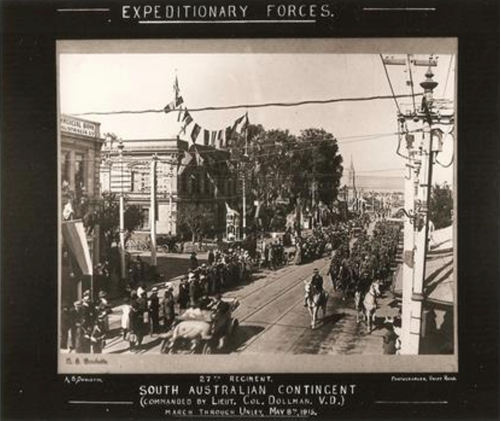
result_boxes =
[117,139,126,281]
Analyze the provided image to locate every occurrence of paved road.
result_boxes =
[100,256,399,355]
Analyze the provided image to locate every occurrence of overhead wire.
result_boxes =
[69,93,419,117]
[379,54,403,116]
[442,55,454,98]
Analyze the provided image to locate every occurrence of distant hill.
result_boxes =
[341,174,404,192]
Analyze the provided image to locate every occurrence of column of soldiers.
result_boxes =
[329,220,401,298]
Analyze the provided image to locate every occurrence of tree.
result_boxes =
[225,124,344,232]
[177,203,216,242]
[429,183,453,229]
[95,192,144,255]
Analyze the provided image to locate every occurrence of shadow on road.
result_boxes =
[230,325,266,353]
[322,312,345,326]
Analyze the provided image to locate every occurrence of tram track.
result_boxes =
[235,260,331,352]
[237,259,330,324]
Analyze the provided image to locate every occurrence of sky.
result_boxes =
[59,51,455,185]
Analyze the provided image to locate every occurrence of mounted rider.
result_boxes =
[304,268,324,307]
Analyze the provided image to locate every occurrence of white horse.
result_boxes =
[354,280,381,334]
[304,281,328,329]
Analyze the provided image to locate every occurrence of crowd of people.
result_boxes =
[60,214,402,354]
[120,247,254,352]
[60,289,112,354]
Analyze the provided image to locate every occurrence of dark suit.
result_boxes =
[311,274,324,292]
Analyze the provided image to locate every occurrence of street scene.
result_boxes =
[59,44,455,360]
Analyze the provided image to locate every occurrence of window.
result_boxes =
[61,152,71,186]
[75,153,85,194]
[131,169,149,192]
[140,207,150,230]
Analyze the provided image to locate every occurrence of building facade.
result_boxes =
[61,114,104,203]
[60,114,105,304]
[100,138,236,239]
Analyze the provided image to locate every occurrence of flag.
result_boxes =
[217,130,224,149]
[164,101,175,113]
[210,131,217,147]
[232,114,245,135]
[173,75,180,102]
[179,111,194,135]
[175,95,184,107]
[203,129,210,146]
[225,126,232,147]
[191,124,201,143]
[62,220,93,276]
[177,106,185,122]
[177,150,193,175]
[193,146,204,166]
[207,172,218,198]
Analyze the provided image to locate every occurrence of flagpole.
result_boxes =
[169,164,173,234]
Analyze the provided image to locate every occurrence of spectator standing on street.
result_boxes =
[60,303,75,351]
[162,284,176,330]
[208,249,215,266]
[148,287,160,336]
[74,290,94,353]
[177,278,190,312]
[382,318,399,355]
[189,273,202,307]
[136,291,148,347]
[127,297,141,352]
[121,297,132,340]
[189,252,199,271]
[96,290,111,333]
[90,314,106,354]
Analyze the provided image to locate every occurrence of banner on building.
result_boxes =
[62,220,93,276]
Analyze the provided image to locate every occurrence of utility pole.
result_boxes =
[407,66,439,353]
[384,55,439,354]
[399,121,418,353]
[150,154,158,267]
[242,129,249,240]
[117,139,126,281]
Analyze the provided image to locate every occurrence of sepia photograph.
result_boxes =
[57,39,456,373]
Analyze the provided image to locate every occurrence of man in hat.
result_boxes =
[148,287,160,335]
[311,268,324,292]
[177,278,190,312]
[189,273,202,307]
[90,313,107,354]
[60,303,75,351]
[305,268,324,307]
[96,290,111,333]
[207,249,215,266]
[382,317,399,355]
[189,252,199,271]
[74,291,93,353]
[162,283,176,330]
